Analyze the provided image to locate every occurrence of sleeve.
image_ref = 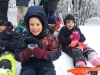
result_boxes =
[15,34,26,61]
[4,31,20,51]
[15,46,23,61]
[58,27,71,46]
[78,28,86,42]
[47,35,61,61]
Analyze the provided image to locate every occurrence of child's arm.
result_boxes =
[3,31,20,51]
[47,35,61,61]
[31,35,61,61]
[58,27,71,46]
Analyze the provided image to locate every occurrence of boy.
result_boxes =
[15,6,61,75]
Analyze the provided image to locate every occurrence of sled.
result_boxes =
[0,53,16,75]
[67,67,100,75]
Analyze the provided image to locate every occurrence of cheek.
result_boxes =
[65,24,68,28]
[39,26,43,31]
[29,26,33,32]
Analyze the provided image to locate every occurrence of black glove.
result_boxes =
[47,25,54,34]
[49,28,54,34]
[24,36,43,48]
[24,36,36,45]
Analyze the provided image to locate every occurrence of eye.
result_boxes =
[30,24,34,26]
[37,24,40,26]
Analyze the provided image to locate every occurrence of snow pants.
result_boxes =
[64,46,96,66]
[43,1,57,17]
[20,61,56,75]
[0,1,8,16]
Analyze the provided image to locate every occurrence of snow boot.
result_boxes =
[75,60,87,68]
[88,52,100,67]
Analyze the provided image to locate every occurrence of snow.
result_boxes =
[8,8,100,75]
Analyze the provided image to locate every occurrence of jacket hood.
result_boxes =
[24,6,47,29]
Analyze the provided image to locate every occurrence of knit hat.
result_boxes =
[0,13,8,26]
[48,10,57,24]
[64,14,75,25]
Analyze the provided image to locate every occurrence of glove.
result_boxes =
[32,47,50,59]
[69,39,78,47]
[24,36,36,45]
[78,42,88,52]
[20,47,32,62]
[70,31,80,41]
[49,28,54,34]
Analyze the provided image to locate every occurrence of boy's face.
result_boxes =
[29,18,43,36]
[0,26,7,32]
[65,20,74,30]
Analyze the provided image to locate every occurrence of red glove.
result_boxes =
[78,42,87,52]
[69,39,78,47]
[20,47,32,62]
[70,31,80,41]
[32,47,50,59]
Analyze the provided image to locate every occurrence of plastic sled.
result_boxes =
[0,53,16,75]
[67,67,100,75]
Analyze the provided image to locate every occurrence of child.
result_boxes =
[0,13,19,71]
[15,6,61,75]
[0,13,19,55]
[15,14,28,35]
[48,10,61,37]
[58,14,100,67]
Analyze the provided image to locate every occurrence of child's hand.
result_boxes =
[20,47,32,62]
[32,47,50,59]
[70,31,80,41]
[24,36,36,45]
[69,39,78,47]
[78,42,87,52]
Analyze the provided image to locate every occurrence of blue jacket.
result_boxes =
[16,0,30,7]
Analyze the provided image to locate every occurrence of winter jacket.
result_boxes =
[0,30,20,54]
[16,0,30,7]
[58,26,86,50]
[15,6,61,67]
[15,22,28,35]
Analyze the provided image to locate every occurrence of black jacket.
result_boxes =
[58,26,86,50]
[0,31,20,54]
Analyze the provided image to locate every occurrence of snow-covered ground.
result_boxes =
[8,8,100,75]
